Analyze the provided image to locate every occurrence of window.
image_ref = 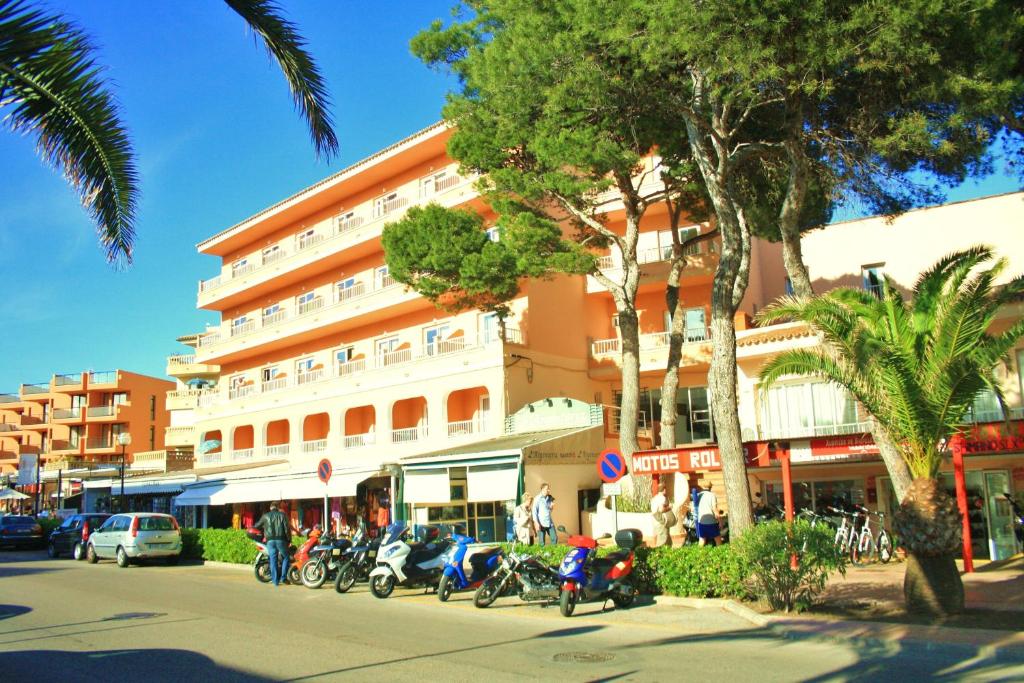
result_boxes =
[149,426,155,450]
[138,516,174,531]
[231,258,250,275]
[113,392,128,406]
[376,337,400,365]
[72,394,86,410]
[336,346,354,365]
[612,314,620,329]
[297,292,314,306]
[69,425,82,448]
[296,228,320,249]
[683,308,707,342]
[336,277,358,301]
[261,366,281,382]
[374,192,400,218]
[481,312,500,344]
[262,244,282,263]
[263,303,283,323]
[758,381,861,439]
[484,226,499,242]
[149,395,156,420]
[296,291,321,314]
[420,171,449,196]
[424,324,451,356]
[232,315,249,330]
[374,266,391,289]
[615,387,713,443]
[337,210,361,232]
[862,264,885,299]
[295,357,315,374]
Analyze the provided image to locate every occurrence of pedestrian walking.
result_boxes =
[651,482,677,547]
[695,479,723,546]
[514,494,535,545]
[254,502,292,586]
[532,483,556,546]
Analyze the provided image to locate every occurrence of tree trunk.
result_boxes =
[904,553,965,616]
[869,421,913,503]
[616,305,642,460]
[778,137,814,298]
[659,264,687,449]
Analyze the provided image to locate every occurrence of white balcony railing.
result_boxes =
[335,282,366,303]
[263,249,286,265]
[336,215,365,234]
[261,378,287,393]
[296,369,325,385]
[377,349,412,368]
[168,354,196,366]
[263,310,287,326]
[229,384,255,400]
[391,426,426,444]
[231,320,256,337]
[265,444,291,458]
[591,328,711,357]
[297,297,324,316]
[447,419,476,437]
[425,338,466,357]
[232,262,256,278]
[302,439,327,454]
[296,232,325,251]
[232,448,255,461]
[199,452,222,466]
[337,359,366,377]
[746,421,874,442]
[343,432,375,449]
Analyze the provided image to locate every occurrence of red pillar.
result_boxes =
[780,451,794,522]
[951,436,974,573]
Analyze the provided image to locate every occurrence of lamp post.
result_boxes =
[117,432,132,513]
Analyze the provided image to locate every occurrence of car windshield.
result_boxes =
[381,522,408,545]
[137,516,174,531]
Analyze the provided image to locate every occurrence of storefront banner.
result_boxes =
[956,420,1024,456]
[523,426,603,465]
[631,444,761,475]
[807,433,879,459]
[403,468,451,504]
[466,463,518,503]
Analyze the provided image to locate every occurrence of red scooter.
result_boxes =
[248,526,320,585]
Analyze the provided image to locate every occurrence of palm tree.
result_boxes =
[757,247,1024,616]
[0,0,337,265]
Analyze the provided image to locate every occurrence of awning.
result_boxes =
[174,469,378,506]
[113,480,194,496]
[466,462,518,503]
[402,469,451,504]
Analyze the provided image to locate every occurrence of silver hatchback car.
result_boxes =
[86,513,182,567]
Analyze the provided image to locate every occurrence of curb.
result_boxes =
[193,560,250,571]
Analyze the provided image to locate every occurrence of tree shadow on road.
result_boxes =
[0,604,31,622]
[0,648,272,682]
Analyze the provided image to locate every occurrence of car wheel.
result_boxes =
[72,542,85,561]
[116,546,130,568]
[46,542,58,559]
[86,544,99,564]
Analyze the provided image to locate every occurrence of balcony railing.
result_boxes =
[745,421,874,442]
[261,378,287,393]
[965,406,1024,424]
[424,339,467,357]
[302,439,327,454]
[377,195,409,216]
[447,419,478,437]
[21,382,50,394]
[199,452,222,466]
[87,405,117,418]
[53,407,82,420]
[54,373,82,386]
[229,384,256,400]
[591,327,711,357]
[343,432,375,449]
[336,215,365,234]
[232,262,256,277]
[337,359,366,377]
[265,444,291,458]
[231,320,256,337]
[86,438,113,450]
[168,354,196,366]
[263,310,287,326]
[0,423,17,432]
[296,232,325,251]
[596,237,714,271]
[262,249,286,265]
[391,426,426,444]
[297,296,324,316]
[0,393,19,404]
[232,448,255,461]
[89,371,117,384]
[296,369,324,385]
[335,282,366,303]
[377,349,413,367]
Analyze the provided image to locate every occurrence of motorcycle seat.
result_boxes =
[469,546,502,569]
[591,551,631,572]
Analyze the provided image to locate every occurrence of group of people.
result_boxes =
[651,479,723,548]
[513,483,558,545]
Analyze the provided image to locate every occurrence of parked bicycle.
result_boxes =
[849,506,893,565]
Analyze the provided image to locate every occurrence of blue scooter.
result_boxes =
[437,532,504,602]
[557,528,642,617]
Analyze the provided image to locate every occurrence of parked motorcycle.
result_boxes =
[557,528,641,617]
[301,532,354,589]
[247,529,298,585]
[473,546,561,608]
[437,532,504,602]
[368,522,451,599]
[334,531,382,594]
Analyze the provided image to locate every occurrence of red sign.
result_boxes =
[955,420,1024,456]
[631,444,761,475]
[597,450,627,483]
[317,459,332,484]
[808,433,879,458]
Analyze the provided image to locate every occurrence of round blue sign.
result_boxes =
[317,458,332,484]
[597,450,626,483]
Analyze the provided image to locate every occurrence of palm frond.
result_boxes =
[0,0,137,264]
[224,0,338,160]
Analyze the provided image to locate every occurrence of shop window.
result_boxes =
[862,264,885,299]
[758,381,861,439]
[763,479,864,514]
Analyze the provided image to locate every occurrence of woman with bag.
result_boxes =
[651,482,677,547]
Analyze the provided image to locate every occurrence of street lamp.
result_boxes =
[117,432,132,512]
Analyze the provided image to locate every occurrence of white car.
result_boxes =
[86,513,182,567]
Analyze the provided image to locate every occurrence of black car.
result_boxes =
[48,513,111,560]
[0,515,45,549]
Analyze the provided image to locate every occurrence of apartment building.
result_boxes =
[175,123,720,537]
[0,369,174,513]
[633,192,1024,560]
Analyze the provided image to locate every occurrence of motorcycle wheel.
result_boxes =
[286,566,301,586]
[254,560,271,583]
[611,585,636,609]
[334,562,358,594]
[559,588,577,617]
[370,574,395,599]
[437,574,454,603]
[302,559,327,589]
[473,575,503,608]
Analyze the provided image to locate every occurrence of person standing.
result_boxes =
[696,479,723,546]
[514,494,535,545]
[651,482,676,547]
[532,483,556,546]
[254,502,291,586]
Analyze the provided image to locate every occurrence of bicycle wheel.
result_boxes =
[848,531,863,565]
[877,531,893,564]
[858,531,876,564]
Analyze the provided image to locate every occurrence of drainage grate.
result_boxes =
[552,651,616,664]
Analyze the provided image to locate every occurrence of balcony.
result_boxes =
[447,419,485,438]
[131,449,174,472]
[230,320,257,337]
[232,448,255,462]
[52,407,83,421]
[588,236,718,294]
[86,438,115,452]
[54,373,83,389]
[741,421,874,442]
[198,451,223,467]
[87,405,119,419]
[391,426,427,444]
[301,439,327,454]
[165,426,196,447]
[590,328,712,376]
[195,165,476,307]
[89,371,117,386]
[0,423,17,432]
[0,393,19,404]
[965,406,1024,424]
[343,432,375,449]
[21,382,50,395]
[166,389,213,411]
[265,444,291,458]
[166,354,219,377]
[48,440,80,454]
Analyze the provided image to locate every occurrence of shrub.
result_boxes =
[180,528,307,564]
[38,517,62,536]
[648,544,751,599]
[734,520,846,612]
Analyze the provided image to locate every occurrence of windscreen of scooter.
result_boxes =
[381,522,409,546]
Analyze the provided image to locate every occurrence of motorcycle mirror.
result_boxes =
[556,525,567,533]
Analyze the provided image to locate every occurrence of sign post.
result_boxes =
[318,459,332,532]
[597,450,627,534]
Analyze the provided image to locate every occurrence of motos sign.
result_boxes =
[632,448,722,475]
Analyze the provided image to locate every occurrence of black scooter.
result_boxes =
[301,533,353,589]
[334,531,382,593]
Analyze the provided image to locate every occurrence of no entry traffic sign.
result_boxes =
[317,458,332,484]
[597,449,627,483]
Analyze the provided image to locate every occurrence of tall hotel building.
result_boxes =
[177,124,720,537]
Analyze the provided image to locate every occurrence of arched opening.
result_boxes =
[446,387,490,437]
[302,413,330,454]
[343,406,376,449]
[265,419,290,457]
[232,425,254,461]
[199,429,222,465]
[391,397,427,444]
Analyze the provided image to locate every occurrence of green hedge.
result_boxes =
[499,541,751,599]
[38,517,62,536]
[181,528,306,564]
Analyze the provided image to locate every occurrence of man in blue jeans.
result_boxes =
[532,483,556,546]
[254,502,291,586]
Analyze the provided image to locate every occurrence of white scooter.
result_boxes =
[368,522,451,599]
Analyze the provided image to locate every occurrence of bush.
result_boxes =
[180,528,309,564]
[734,520,846,612]
[38,517,62,536]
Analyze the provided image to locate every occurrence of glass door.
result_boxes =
[684,308,707,342]
[984,470,1018,560]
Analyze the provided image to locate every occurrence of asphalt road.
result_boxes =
[0,549,1020,682]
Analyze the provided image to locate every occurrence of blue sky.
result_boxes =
[0,2,1019,392]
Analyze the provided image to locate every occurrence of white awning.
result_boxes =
[466,463,519,503]
[402,468,451,504]
[113,480,194,496]
[174,470,378,506]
